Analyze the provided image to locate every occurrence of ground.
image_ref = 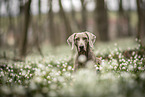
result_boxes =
[0,37,145,97]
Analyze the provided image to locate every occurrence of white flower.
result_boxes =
[140,73,145,79]
[62,69,66,71]
[132,52,135,56]
[78,55,87,63]
[33,77,43,83]
[128,65,134,71]
[114,43,117,46]
[1,86,11,95]
[48,81,51,84]
[138,67,141,70]
[22,70,26,76]
[42,87,48,93]
[13,85,25,95]
[67,66,72,70]
[122,67,126,70]
[34,93,43,97]
[48,91,57,97]
[53,78,57,82]
[29,81,37,90]
[50,84,57,90]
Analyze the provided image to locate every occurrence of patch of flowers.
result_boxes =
[0,42,145,97]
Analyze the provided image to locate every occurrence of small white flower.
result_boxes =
[114,43,117,46]
[114,66,117,70]
[132,52,135,56]
[34,93,43,97]
[42,87,48,93]
[140,73,145,79]
[78,55,87,63]
[62,69,66,71]
[67,66,72,70]
[138,67,141,70]
[13,85,25,95]
[122,67,126,70]
[33,77,43,83]
[50,84,57,90]
[128,65,133,71]
[29,81,37,90]
[48,91,57,97]
[53,78,57,82]
[48,81,51,84]
[22,70,26,76]
[1,86,11,95]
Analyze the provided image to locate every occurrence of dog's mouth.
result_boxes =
[78,48,86,54]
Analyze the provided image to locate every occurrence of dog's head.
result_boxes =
[67,31,96,53]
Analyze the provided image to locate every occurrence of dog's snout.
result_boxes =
[79,45,84,49]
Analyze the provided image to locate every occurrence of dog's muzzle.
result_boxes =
[78,45,86,54]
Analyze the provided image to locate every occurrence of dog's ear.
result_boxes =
[67,33,76,50]
[85,32,96,48]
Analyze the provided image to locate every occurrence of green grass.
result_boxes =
[0,37,145,97]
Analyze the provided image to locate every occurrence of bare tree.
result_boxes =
[58,0,72,39]
[117,0,132,37]
[117,0,124,37]
[70,0,81,31]
[80,0,87,31]
[126,0,132,36]
[20,0,32,58]
[38,0,41,19]
[0,1,1,47]
[136,0,145,46]
[5,0,12,29]
[48,0,56,46]
[95,0,109,41]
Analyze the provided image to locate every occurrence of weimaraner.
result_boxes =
[67,31,101,71]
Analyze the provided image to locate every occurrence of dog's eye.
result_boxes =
[83,37,87,40]
[75,38,79,41]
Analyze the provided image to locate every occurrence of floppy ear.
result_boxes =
[67,33,76,50]
[85,32,96,48]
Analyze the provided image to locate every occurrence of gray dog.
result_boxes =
[67,31,101,71]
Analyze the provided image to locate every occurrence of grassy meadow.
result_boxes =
[0,37,145,97]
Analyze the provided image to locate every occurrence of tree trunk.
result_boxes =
[20,0,32,58]
[117,0,124,37]
[5,0,13,30]
[136,0,145,46]
[95,0,109,41]
[48,0,56,46]
[58,0,72,39]
[0,1,1,47]
[126,0,132,36]
[70,0,81,31]
[38,0,41,19]
[80,0,87,31]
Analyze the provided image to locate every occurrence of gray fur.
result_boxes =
[67,31,101,71]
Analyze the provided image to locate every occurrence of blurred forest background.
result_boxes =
[0,0,145,58]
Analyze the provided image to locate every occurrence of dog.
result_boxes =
[67,31,101,71]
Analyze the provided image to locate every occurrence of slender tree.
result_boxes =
[38,0,41,19]
[58,0,72,39]
[80,0,87,31]
[20,0,32,58]
[0,1,1,47]
[117,0,124,37]
[136,0,145,46]
[95,0,109,41]
[48,0,56,46]
[70,0,81,31]
[5,0,13,30]
[126,0,132,36]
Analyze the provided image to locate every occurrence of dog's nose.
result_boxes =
[79,45,84,49]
